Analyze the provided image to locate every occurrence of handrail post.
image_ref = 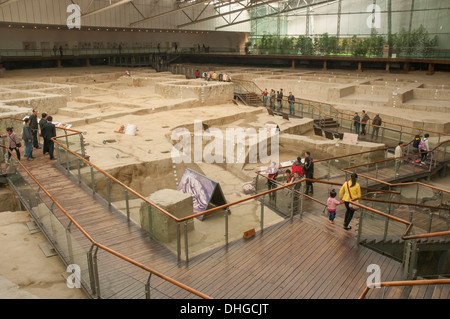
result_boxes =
[375,163,378,180]
[90,166,95,196]
[77,158,81,184]
[87,244,97,296]
[147,204,153,238]
[327,160,331,180]
[80,133,85,157]
[184,221,189,263]
[66,221,74,264]
[125,189,130,222]
[93,246,101,298]
[300,183,305,218]
[260,194,265,231]
[106,177,111,209]
[145,273,152,299]
[56,142,61,163]
[225,208,229,246]
[357,209,363,244]
[177,222,181,262]
[65,149,70,172]
[64,129,69,148]
[427,209,433,234]
[290,188,295,220]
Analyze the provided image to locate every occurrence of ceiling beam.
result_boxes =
[215,0,336,30]
[177,0,280,28]
[82,0,134,19]
[129,0,212,27]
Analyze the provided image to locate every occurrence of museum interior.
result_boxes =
[0,0,449,301]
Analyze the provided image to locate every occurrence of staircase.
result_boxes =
[235,92,263,107]
[314,118,340,129]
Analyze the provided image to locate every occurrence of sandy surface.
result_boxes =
[0,211,87,299]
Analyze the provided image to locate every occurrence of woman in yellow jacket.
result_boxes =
[339,172,361,230]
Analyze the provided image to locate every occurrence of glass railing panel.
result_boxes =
[414,236,450,279]
[94,250,148,299]
[358,203,410,257]
[180,187,287,261]
[66,227,93,294]
[111,188,142,225]
[429,208,450,233]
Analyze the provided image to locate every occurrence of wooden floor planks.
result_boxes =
[16,151,412,299]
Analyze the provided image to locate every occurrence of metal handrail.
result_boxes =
[0,137,211,299]
[343,138,450,170]
[358,278,450,299]
[234,79,450,139]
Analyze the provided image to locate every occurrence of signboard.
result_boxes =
[342,132,359,145]
[177,168,227,220]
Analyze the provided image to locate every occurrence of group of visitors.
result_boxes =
[194,70,232,82]
[352,111,383,139]
[265,151,314,209]
[262,88,296,114]
[394,133,431,175]
[1,109,57,162]
[263,151,360,230]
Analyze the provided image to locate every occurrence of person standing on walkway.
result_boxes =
[270,89,276,110]
[266,161,279,202]
[303,151,314,196]
[39,113,49,154]
[361,110,370,136]
[42,116,57,160]
[262,89,269,107]
[291,156,303,178]
[412,134,421,162]
[28,109,41,149]
[277,89,283,111]
[327,189,342,224]
[339,172,361,230]
[288,92,295,115]
[22,118,33,161]
[420,134,430,164]
[372,114,382,140]
[395,141,404,176]
[353,112,361,135]
[1,127,21,161]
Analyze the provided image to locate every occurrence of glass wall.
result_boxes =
[249,0,450,58]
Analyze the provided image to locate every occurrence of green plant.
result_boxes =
[295,35,314,55]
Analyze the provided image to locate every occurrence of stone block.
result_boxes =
[139,189,194,243]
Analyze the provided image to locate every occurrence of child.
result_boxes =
[327,189,342,224]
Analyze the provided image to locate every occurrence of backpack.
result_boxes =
[418,140,425,150]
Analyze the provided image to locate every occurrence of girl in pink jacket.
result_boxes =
[327,189,342,224]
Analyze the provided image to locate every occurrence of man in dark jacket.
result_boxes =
[361,110,370,136]
[28,109,41,149]
[42,115,56,160]
[39,113,49,154]
[371,114,382,140]
[303,151,314,195]
[353,112,361,135]
[288,92,295,115]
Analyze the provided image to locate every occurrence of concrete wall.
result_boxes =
[155,79,234,106]
[0,26,242,52]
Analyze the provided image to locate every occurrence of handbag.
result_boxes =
[346,181,359,211]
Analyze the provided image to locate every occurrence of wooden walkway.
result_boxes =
[11,150,407,299]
